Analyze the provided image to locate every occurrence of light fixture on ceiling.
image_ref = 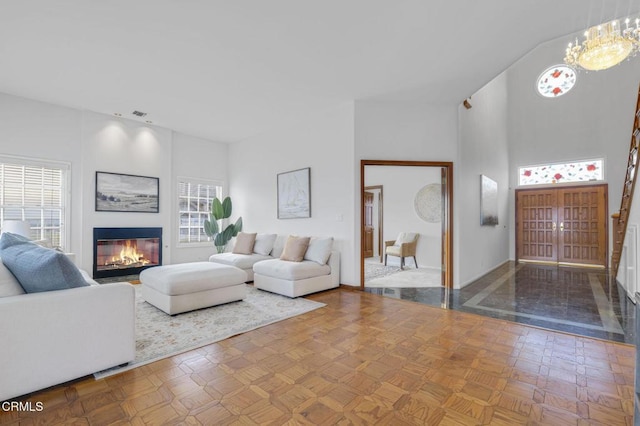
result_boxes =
[564,18,640,71]
[113,112,122,117]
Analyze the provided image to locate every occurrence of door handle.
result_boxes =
[560,222,564,232]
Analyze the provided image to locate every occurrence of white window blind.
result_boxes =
[0,157,69,249]
[177,178,222,245]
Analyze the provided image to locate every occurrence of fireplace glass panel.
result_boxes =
[96,237,160,273]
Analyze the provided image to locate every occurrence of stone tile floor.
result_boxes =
[365,261,635,344]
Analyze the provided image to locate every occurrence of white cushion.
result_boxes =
[253,233,277,256]
[209,252,272,270]
[0,258,25,297]
[396,232,417,245]
[140,262,247,295]
[253,259,331,281]
[79,269,99,286]
[270,235,288,258]
[304,237,334,265]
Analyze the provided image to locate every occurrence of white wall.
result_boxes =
[228,103,356,284]
[457,72,510,285]
[365,165,442,269]
[506,36,640,261]
[0,93,85,259]
[79,111,173,273]
[0,93,228,274]
[354,100,459,284]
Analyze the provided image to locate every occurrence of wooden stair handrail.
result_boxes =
[611,83,640,278]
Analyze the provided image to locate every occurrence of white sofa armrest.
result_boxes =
[0,283,135,401]
[327,250,340,287]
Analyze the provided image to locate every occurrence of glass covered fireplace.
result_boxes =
[93,227,162,279]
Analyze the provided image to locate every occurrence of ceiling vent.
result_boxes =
[132,110,147,117]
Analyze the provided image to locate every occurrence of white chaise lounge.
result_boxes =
[209,233,277,281]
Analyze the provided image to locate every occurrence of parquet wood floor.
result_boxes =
[1,287,635,425]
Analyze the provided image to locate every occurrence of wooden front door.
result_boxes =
[516,184,608,267]
[517,188,558,262]
[557,186,607,265]
[363,191,374,258]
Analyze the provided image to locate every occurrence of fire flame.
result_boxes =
[105,240,150,266]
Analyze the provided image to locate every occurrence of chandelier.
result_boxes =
[564,18,640,71]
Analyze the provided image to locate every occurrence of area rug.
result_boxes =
[94,284,325,379]
[366,267,442,288]
[364,262,415,283]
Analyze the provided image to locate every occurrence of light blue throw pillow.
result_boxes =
[0,232,88,293]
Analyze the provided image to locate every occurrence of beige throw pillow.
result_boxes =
[232,232,257,254]
[280,235,311,262]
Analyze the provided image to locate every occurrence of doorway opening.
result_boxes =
[364,185,383,263]
[360,160,453,290]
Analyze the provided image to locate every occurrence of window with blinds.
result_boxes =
[0,157,69,249]
[178,178,223,245]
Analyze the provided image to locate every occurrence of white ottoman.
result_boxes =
[140,262,248,315]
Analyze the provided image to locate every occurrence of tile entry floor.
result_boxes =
[365,261,636,344]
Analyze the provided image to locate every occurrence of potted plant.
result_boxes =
[204,196,243,253]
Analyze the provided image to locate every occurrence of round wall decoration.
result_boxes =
[414,183,441,223]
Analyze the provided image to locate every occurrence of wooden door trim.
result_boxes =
[365,185,384,263]
[360,160,454,289]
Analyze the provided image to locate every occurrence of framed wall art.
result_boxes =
[480,174,498,226]
[277,167,310,219]
[95,171,159,213]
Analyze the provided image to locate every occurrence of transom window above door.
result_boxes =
[518,159,603,186]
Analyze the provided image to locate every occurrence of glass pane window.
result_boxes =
[177,178,223,245]
[518,159,604,186]
[0,157,69,248]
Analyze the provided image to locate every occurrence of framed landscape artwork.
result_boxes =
[480,174,498,226]
[277,167,310,219]
[95,171,159,213]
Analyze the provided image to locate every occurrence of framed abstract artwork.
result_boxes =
[277,167,310,219]
[95,171,159,213]
[480,174,498,226]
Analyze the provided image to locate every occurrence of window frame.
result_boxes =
[176,176,224,248]
[0,154,71,250]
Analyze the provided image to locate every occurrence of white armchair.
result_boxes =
[384,232,419,269]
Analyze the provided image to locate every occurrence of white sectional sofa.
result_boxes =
[209,233,340,297]
[208,252,273,281]
[0,258,135,401]
[209,233,277,281]
[253,249,340,297]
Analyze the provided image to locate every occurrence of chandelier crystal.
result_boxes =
[564,18,640,71]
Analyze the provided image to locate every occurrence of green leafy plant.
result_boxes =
[203,196,243,253]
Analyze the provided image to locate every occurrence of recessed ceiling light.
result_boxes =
[113,113,122,117]
[536,64,577,98]
[145,120,153,124]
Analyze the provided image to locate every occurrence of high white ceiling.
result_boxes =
[0,1,634,142]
